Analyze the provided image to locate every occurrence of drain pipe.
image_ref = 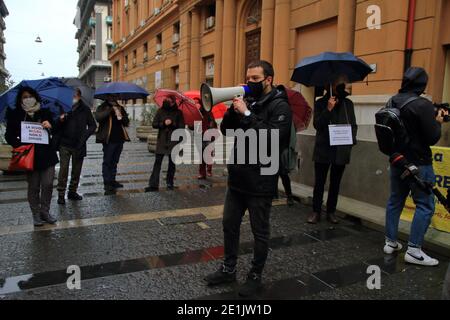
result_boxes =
[404,0,417,71]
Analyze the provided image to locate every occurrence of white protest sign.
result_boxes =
[21,121,49,145]
[329,125,353,146]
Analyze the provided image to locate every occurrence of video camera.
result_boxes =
[390,153,450,212]
[434,102,450,122]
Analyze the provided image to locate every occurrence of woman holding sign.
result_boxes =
[4,86,59,227]
[308,76,358,224]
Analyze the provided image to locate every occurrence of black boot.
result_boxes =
[57,195,66,205]
[112,181,124,188]
[287,195,294,207]
[204,265,237,286]
[104,182,116,195]
[327,213,339,224]
[68,192,83,201]
[238,272,263,297]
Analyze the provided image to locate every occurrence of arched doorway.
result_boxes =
[236,0,262,82]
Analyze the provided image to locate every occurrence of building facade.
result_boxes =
[75,0,113,90]
[0,0,9,87]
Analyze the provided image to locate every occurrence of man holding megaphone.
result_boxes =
[203,60,292,297]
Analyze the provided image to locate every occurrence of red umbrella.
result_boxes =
[153,89,202,127]
[183,90,227,120]
[286,88,312,132]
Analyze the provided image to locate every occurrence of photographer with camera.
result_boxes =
[383,67,448,266]
[56,88,97,205]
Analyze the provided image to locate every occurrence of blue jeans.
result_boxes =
[385,165,436,247]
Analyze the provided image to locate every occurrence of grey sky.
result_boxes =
[4,0,79,84]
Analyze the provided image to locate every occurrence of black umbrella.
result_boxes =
[60,77,95,107]
[291,52,373,94]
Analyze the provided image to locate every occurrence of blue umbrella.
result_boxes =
[94,82,149,101]
[0,77,74,121]
[291,52,373,88]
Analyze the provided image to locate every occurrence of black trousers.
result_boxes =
[223,188,272,275]
[312,162,346,214]
[280,174,292,196]
[149,153,176,188]
[102,142,124,184]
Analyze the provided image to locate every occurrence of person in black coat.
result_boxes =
[204,60,292,297]
[95,98,131,194]
[308,76,358,224]
[145,96,185,192]
[56,88,97,205]
[4,86,59,227]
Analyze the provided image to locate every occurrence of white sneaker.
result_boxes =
[383,240,403,254]
[404,248,439,266]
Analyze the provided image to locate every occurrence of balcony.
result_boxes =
[106,16,113,25]
[105,39,114,47]
[89,17,96,27]
[89,40,96,48]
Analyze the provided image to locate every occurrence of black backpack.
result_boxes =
[374,96,419,156]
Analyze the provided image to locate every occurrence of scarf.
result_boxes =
[22,102,41,117]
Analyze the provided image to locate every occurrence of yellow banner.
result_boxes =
[401,147,450,233]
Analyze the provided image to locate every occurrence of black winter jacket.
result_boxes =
[56,101,97,158]
[152,104,185,155]
[220,86,292,197]
[5,107,59,171]
[392,67,441,166]
[95,102,130,144]
[313,91,358,165]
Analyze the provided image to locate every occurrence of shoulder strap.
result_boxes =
[394,96,421,111]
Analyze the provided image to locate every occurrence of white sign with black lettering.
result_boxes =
[21,121,49,145]
[329,124,353,146]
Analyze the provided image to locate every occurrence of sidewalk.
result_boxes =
[284,182,450,257]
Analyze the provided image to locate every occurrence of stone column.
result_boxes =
[189,7,201,90]
[221,0,237,86]
[213,0,224,87]
[273,0,290,85]
[337,0,356,52]
[260,0,275,62]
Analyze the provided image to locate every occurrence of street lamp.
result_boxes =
[38,59,43,65]
[35,36,42,43]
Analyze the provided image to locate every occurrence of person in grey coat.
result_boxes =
[308,76,358,224]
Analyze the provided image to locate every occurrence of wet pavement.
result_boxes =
[0,123,448,300]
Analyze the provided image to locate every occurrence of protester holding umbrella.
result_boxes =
[95,97,130,195]
[56,88,97,205]
[291,52,371,224]
[309,75,357,224]
[4,87,59,226]
[94,82,148,195]
[145,95,185,192]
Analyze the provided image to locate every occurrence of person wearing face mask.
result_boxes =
[308,75,358,225]
[204,60,292,297]
[145,96,185,192]
[4,87,59,227]
[95,96,130,195]
[55,88,97,205]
